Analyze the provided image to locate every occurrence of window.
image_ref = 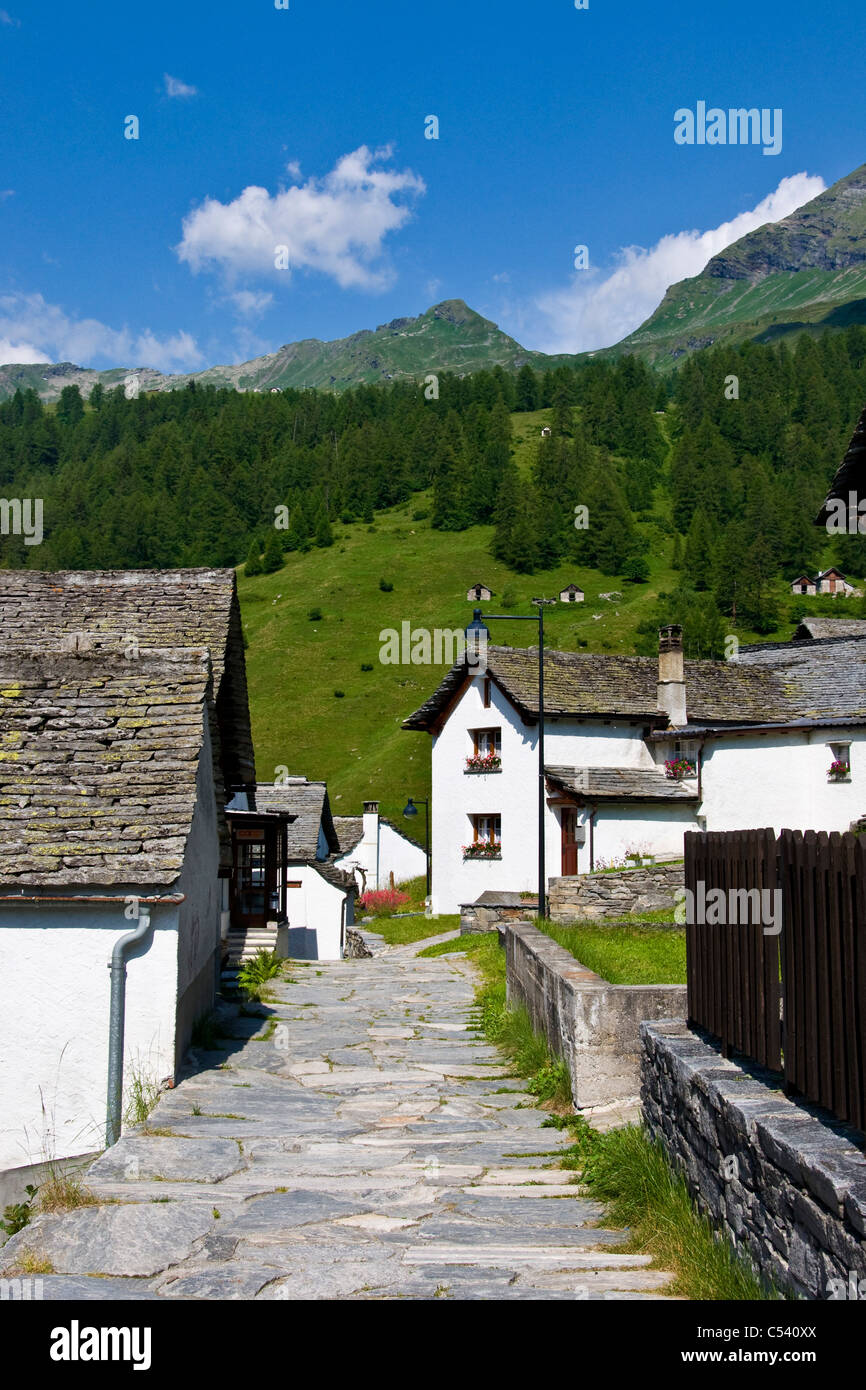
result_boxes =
[473,728,501,756]
[472,814,500,843]
[828,742,851,780]
[482,676,491,708]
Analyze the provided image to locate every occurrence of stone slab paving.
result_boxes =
[1,934,674,1301]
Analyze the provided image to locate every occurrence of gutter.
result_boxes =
[106,907,154,1148]
[0,894,184,904]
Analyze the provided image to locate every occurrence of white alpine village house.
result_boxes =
[403,622,866,915]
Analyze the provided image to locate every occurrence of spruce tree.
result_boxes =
[244,541,263,576]
[262,530,284,573]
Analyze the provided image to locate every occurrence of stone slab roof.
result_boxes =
[311,856,357,895]
[0,646,213,889]
[333,816,364,854]
[736,636,866,721]
[255,779,340,859]
[0,569,255,797]
[546,765,699,802]
[793,618,866,641]
[402,645,796,730]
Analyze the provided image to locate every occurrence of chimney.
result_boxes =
[657,625,686,727]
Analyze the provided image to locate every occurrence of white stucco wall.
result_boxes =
[694,729,864,835]
[0,900,181,1174]
[429,675,655,913]
[334,816,427,892]
[284,864,348,960]
[379,823,427,887]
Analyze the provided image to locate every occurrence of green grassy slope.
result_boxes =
[239,492,682,815]
[239,405,846,815]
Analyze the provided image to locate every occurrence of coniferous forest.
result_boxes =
[1,328,865,654]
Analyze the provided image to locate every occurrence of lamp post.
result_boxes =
[402,796,430,899]
[465,600,556,918]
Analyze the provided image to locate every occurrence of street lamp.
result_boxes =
[464,601,556,917]
[402,796,430,898]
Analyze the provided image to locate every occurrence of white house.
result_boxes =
[254,778,356,961]
[466,581,493,602]
[0,569,260,1203]
[333,801,426,892]
[403,623,866,914]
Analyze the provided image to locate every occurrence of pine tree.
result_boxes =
[684,509,715,591]
[262,530,284,573]
[314,507,333,547]
[244,541,263,576]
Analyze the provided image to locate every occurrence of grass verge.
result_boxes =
[536,916,686,985]
[369,912,459,946]
[420,931,780,1299]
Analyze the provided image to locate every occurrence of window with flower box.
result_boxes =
[827,742,851,782]
[464,814,501,859]
[466,727,502,773]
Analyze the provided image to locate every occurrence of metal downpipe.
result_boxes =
[106,907,153,1148]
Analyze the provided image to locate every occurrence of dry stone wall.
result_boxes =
[642,1019,866,1299]
[549,864,683,921]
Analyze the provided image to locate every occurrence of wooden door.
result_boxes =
[561,808,578,876]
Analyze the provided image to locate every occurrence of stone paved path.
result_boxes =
[2,932,673,1300]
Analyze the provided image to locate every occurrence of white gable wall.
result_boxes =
[284,864,350,960]
[698,728,864,834]
[431,674,663,913]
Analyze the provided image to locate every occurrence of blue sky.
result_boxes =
[1,0,864,371]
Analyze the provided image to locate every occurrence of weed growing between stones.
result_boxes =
[36,1168,96,1215]
[0,1184,38,1236]
[237,951,291,1003]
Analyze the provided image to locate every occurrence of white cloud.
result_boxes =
[164,73,198,98]
[0,337,49,364]
[228,290,274,319]
[0,10,20,27]
[530,172,827,353]
[0,292,203,371]
[0,189,14,200]
[176,145,425,291]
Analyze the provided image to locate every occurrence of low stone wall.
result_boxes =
[460,892,538,935]
[505,921,686,1110]
[642,1019,866,1299]
[549,863,683,921]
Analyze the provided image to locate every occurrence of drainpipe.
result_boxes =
[106,907,153,1148]
[588,806,598,872]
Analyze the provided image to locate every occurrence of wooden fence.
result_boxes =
[685,828,866,1131]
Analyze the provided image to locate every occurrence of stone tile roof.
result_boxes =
[254,779,340,859]
[793,618,866,641]
[546,765,699,802]
[736,636,866,720]
[311,856,358,895]
[402,645,796,730]
[817,402,866,524]
[0,646,213,889]
[333,816,364,854]
[0,569,255,802]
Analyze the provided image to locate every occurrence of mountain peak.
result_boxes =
[619,161,866,366]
